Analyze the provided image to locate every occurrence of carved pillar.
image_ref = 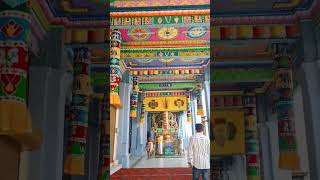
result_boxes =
[272,43,300,170]
[64,47,93,175]
[110,29,121,107]
[243,91,261,180]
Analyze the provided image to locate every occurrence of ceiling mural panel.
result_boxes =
[120,27,209,42]
[121,48,210,68]
[111,9,210,69]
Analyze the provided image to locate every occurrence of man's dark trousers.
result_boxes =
[192,166,209,180]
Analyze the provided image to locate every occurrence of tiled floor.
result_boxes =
[132,153,188,168]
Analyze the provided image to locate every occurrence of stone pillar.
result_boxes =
[271,43,300,170]
[203,81,210,125]
[64,47,93,175]
[296,20,320,180]
[98,99,108,179]
[243,91,261,180]
[116,82,132,168]
[25,67,48,180]
[256,95,274,180]
[44,69,71,180]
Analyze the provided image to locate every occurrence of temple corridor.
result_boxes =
[0,0,320,180]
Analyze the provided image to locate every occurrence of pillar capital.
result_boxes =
[271,43,296,60]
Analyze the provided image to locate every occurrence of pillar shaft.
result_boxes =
[130,76,138,118]
[64,47,93,175]
[0,1,33,136]
[196,85,204,116]
[98,99,109,179]
[272,43,300,170]
[187,92,192,122]
[110,30,121,107]
[140,93,145,124]
[243,92,261,180]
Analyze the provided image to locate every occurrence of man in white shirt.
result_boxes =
[188,124,210,180]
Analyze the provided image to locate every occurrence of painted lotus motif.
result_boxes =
[187,26,207,38]
[128,27,151,41]
[157,27,178,40]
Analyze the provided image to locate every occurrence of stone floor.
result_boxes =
[132,153,188,168]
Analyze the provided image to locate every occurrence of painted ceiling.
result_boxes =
[34,0,315,93]
[43,0,107,21]
[39,0,315,24]
[111,7,210,68]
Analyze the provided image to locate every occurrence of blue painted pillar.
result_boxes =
[298,20,320,180]
[191,94,197,134]
[203,81,210,132]
[116,82,132,168]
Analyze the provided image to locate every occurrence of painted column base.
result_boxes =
[279,152,300,170]
[0,101,42,150]
[247,177,261,180]
[110,163,122,176]
[110,93,121,107]
[64,156,85,176]
[197,110,204,116]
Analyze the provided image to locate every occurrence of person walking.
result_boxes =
[187,124,210,180]
[146,136,154,159]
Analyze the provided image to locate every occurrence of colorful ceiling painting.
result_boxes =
[110,0,210,11]
[111,6,210,69]
[121,47,209,68]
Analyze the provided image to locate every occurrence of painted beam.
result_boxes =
[139,82,196,89]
